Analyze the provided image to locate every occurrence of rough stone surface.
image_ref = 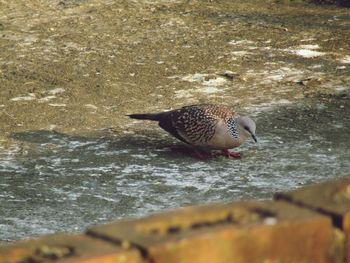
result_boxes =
[275,177,350,224]
[88,200,333,263]
[0,234,144,263]
[276,177,350,263]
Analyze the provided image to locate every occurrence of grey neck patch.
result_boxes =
[227,118,238,138]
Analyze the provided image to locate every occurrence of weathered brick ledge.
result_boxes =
[1,177,350,263]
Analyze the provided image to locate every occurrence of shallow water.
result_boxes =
[0,98,349,243]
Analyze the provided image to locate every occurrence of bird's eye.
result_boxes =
[243,126,249,130]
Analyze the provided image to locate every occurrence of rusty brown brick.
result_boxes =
[0,234,144,263]
[276,177,350,263]
[88,200,333,263]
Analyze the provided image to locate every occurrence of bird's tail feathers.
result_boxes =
[127,113,160,121]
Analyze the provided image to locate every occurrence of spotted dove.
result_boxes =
[127,104,257,158]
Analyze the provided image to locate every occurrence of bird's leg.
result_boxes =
[222,149,241,159]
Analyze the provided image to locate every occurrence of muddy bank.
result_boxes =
[0,0,349,136]
[1,0,350,243]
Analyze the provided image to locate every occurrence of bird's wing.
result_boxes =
[157,110,192,144]
[172,105,218,146]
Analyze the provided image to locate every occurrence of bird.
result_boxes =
[127,104,257,159]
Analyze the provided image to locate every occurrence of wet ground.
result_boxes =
[0,0,350,243]
[1,97,349,243]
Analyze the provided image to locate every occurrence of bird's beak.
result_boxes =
[251,133,258,143]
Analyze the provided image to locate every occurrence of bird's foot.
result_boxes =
[222,149,241,159]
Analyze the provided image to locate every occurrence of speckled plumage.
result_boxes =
[128,104,257,156]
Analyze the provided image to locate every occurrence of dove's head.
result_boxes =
[236,116,257,143]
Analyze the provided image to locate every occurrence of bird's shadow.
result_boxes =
[10,129,197,159]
